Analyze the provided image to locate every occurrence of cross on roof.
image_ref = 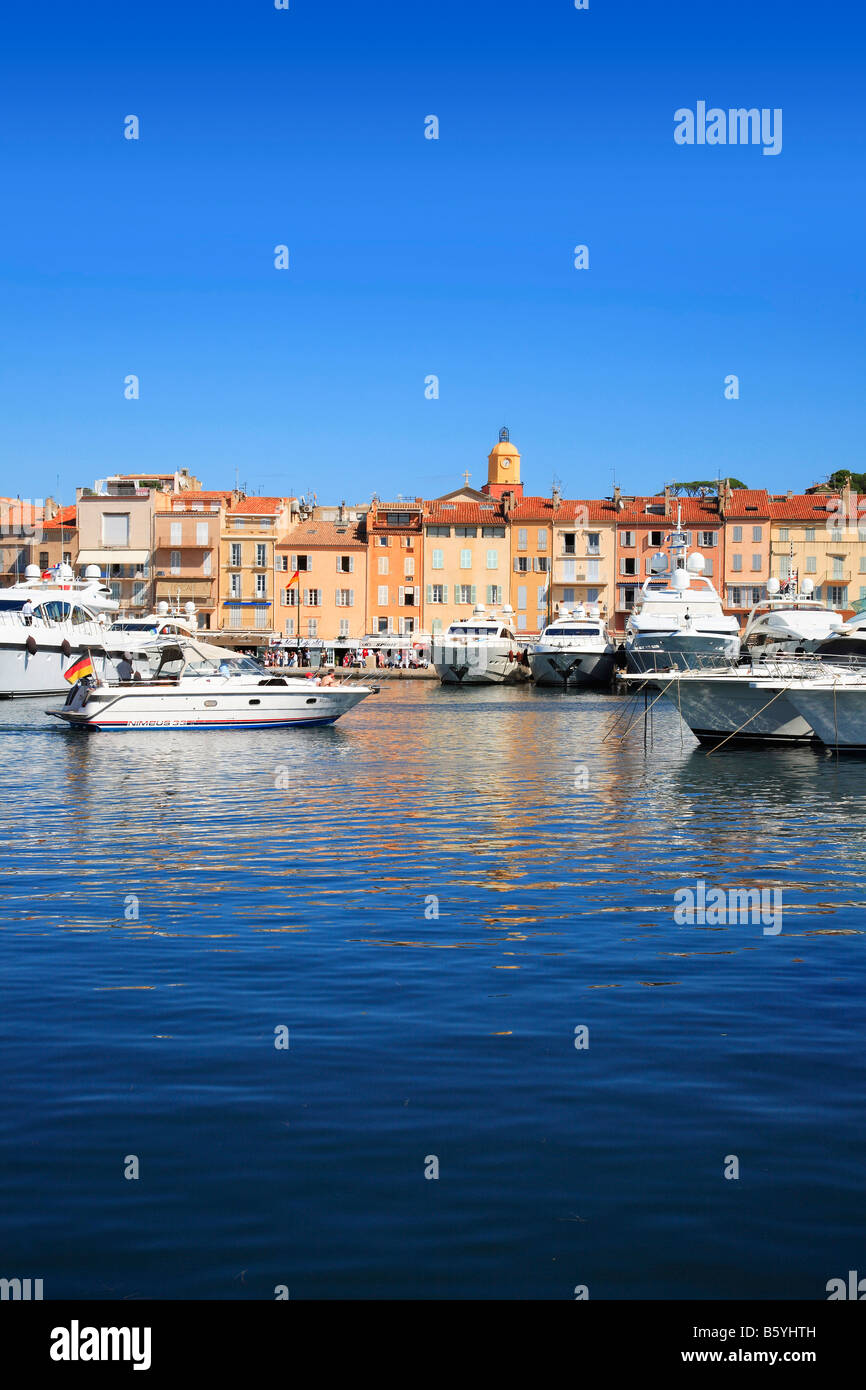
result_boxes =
[462,470,471,486]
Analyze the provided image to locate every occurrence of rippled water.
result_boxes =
[1,682,864,1299]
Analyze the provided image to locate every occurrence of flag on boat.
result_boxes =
[64,654,94,684]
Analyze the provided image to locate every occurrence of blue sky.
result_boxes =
[1,0,864,506]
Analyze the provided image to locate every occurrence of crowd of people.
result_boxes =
[261,645,430,672]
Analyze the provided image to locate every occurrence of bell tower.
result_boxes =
[482,427,523,499]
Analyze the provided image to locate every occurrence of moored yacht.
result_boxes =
[0,563,147,698]
[623,656,819,746]
[52,636,374,730]
[531,605,615,687]
[108,600,200,641]
[741,577,843,654]
[624,512,740,673]
[433,605,532,684]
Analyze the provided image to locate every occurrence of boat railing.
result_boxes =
[626,651,866,679]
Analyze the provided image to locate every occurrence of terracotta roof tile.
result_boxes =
[769,492,852,520]
[278,520,366,548]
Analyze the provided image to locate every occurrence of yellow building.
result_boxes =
[218,495,292,640]
[769,488,866,613]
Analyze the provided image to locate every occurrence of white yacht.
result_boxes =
[0,563,146,698]
[812,602,866,661]
[52,637,374,731]
[433,605,533,685]
[624,514,740,673]
[624,656,819,746]
[741,578,843,654]
[747,664,866,752]
[108,601,200,641]
[531,606,616,687]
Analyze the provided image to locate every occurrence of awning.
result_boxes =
[78,549,151,566]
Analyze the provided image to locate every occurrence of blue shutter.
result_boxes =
[426,584,432,603]
[470,585,476,603]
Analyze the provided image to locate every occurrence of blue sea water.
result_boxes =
[0,682,864,1300]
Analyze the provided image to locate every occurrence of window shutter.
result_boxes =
[303,589,309,606]
[399,585,404,604]
[290,554,296,571]
[349,555,354,573]
[513,558,519,572]
[442,585,448,602]
[470,585,477,604]
[335,590,342,607]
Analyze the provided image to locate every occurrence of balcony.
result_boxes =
[155,578,216,601]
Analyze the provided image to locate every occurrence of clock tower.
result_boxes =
[482,427,523,500]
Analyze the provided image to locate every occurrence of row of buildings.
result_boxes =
[2,431,865,648]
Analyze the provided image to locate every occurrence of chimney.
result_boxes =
[552,485,561,510]
[44,496,59,521]
[786,489,793,501]
[613,485,621,506]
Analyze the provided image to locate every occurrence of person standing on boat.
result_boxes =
[21,598,34,626]
[117,651,134,681]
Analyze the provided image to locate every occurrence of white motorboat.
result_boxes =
[813,601,866,660]
[624,656,820,746]
[51,637,375,731]
[624,511,740,673]
[748,664,866,752]
[0,563,153,698]
[741,577,843,654]
[531,606,615,687]
[433,605,532,685]
[108,600,200,642]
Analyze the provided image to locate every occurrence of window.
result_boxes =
[229,606,243,628]
[337,555,354,573]
[39,551,49,569]
[481,525,505,538]
[649,531,663,548]
[336,588,354,606]
[860,557,866,574]
[699,531,716,547]
[486,585,502,603]
[256,543,267,568]
[752,526,762,542]
[517,585,527,610]
[514,556,530,573]
[562,533,576,555]
[404,557,415,577]
[102,513,129,546]
[230,543,242,567]
[537,585,547,606]
[284,617,295,635]
[586,559,599,581]
[339,619,350,637]
[516,615,527,631]
[780,556,792,580]
[170,550,181,575]
[276,554,288,571]
[377,536,389,547]
[751,554,761,571]
[426,525,451,537]
[403,586,417,606]
[282,586,297,606]
[170,521,182,546]
[832,557,845,579]
[561,559,575,581]
[229,574,241,598]
[307,619,318,637]
[457,584,474,604]
[805,527,816,542]
[621,531,635,547]
[537,530,547,550]
[729,587,742,607]
[196,522,209,546]
[620,557,637,576]
[256,574,267,598]
[623,586,637,609]
[586,588,599,603]
[432,548,444,570]
[806,556,817,573]
[428,584,447,603]
[534,556,550,572]
[517,528,527,550]
[732,554,742,572]
[455,525,477,538]
[293,555,311,571]
[563,588,575,603]
[254,605,268,627]
[830,527,843,543]
[375,617,389,634]
[460,549,472,569]
[378,556,389,575]
[828,586,847,607]
[778,528,789,543]
[304,588,320,606]
[377,585,389,605]
[387,513,412,525]
[486,549,498,570]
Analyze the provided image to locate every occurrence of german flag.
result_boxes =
[64,654,94,684]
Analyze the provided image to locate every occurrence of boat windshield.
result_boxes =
[183,655,263,677]
[0,599,26,612]
[545,625,601,636]
[447,625,503,637]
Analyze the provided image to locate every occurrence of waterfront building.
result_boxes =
[0,499,77,584]
[76,473,199,614]
[218,495,293,642]
[422,491,509,636]
[769,487,866,613]
[365,497,424,639]
[277,509,369,645]
[153,491,233,629]
[612,490,726,634]
[720,486,772,622]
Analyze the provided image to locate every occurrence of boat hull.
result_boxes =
[0,636,123,698]
[625,633,740,674]
[530,649,614,687]
[54,683,372,730]
[656,674,814,743]
[433,647,532,684]
[783,687,866,751]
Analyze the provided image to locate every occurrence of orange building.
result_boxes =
[277,513,368,644]
[365,498,424,638]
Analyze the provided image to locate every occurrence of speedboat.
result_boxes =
[624,512,740,673]
[531,606,615,687]
[0,563,152,698]
[51,637,375,730]
[741,577,843,654]
[433,605,532,684]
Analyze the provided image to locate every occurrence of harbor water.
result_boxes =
[1,683,864,1299]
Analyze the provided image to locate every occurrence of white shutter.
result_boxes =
[290,554,296,571]
[399,585,405,604]
[349,555,354,573]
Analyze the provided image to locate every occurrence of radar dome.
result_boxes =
[184,601,196,615]
[686,552,705,574]
[767,577,781,595]
[24,564,41,579]
[83,564,102,579]
[801,577,814,595]
[57,563,73,581]
[672,568,690,591]
[156,601,169,615]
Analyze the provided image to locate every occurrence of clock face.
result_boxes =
[501,459,510,468]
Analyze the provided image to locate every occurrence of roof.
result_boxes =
[230,497,285,514]
[42,505,77,530]
[172,491,234,505]
[423,501,506,524]
[769,492,853,521]
[278,520,366,549]
[720,488,771,517]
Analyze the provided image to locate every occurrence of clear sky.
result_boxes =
[1,0,863,506]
